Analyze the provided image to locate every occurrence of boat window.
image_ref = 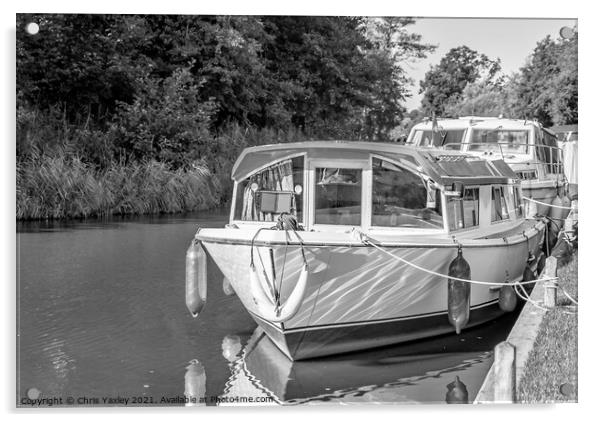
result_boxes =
[509,185,523,217]
[234,156,304,222]
[462,188,480,228]
[314,167,362,225]
[491,186,510,222]
[371,158,443,229]
[446,199,464,231]
[410,129,466,149]
[542,131,562,174]
[446,187,479,231]
[469,129,529,154]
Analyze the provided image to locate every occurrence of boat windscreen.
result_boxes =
[469,129,529,154]
[410,129,466,149]
[371,158,443,229]
[314,168,362,225]
[234,156,304,222]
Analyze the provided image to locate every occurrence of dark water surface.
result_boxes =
[17,211,521,406]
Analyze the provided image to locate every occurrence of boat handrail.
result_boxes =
[441,142,565,176]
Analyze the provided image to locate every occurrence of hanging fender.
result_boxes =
[249,262,309,323]
[185,240,207,317]
[447,247,471,334]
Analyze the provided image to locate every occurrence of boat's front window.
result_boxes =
[410,129,466,149]
[510,186,523,217]
[234,156,304,222]
[371,158,443,229]
[491,186,510,222]
[447,187,479,231]
[314,168,362,225]
[469,129,529,154]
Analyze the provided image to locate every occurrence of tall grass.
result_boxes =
[16,120,317,220]
[16,151,220,220]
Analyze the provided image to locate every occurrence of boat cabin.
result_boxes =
[229,142,523,237]
[407,116,564,183]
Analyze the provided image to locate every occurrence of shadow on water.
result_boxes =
[17,211,523,406]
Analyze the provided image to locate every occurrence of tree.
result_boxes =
[17,13,436,158]
[360,17,435,140]
[419,46,501,115]
[110,67,215,167]
[444,80,512,118]
[17,14,153,125]
[510,33,577,126]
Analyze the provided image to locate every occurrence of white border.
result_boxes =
[4,2,597,421]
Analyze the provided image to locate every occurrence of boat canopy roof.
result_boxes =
[231,141,518,186]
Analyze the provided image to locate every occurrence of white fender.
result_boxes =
[222,277,235,296]
[185,241,207,317]
[249,263,309,323]
[275,263,309,321]
[251,248,276,300]
[250,264,277,308]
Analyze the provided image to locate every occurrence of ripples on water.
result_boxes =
[17,211,521,406]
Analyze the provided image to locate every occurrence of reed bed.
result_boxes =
[16,123,316,220]
[16,154,220,220]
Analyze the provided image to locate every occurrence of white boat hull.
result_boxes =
[521,180,562,216]
[198,221,545,359]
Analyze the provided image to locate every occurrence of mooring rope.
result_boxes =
[351,229,557,287]
[513,277,578,315]
[523,196,573,210]
[558,283,579,306]
[514,282,548,311]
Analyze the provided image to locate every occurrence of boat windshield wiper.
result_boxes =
[441,131,448,146]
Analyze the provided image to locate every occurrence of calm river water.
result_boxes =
[17,210,522,406]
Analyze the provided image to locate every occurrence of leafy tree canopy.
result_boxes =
[419,45,501,115]
[17,14,434,143]
[510,34,577,126]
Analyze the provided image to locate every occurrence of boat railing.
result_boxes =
[441,142,565,176]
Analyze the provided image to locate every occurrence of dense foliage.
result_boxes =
[419,46,502,115]
[420,34,577,126]
[16,14,437,219]
[510,34,578,126]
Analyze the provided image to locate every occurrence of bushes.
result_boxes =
[110,68,216,168]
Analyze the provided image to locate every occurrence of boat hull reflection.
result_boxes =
[221,311,520,404]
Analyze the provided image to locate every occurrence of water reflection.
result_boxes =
[222,335,242,362]
[445,376,469,404]
[212,324,506,404]
[184,360,206,406]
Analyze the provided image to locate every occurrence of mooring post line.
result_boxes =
[543,256,558,308]
[493,341,516,403]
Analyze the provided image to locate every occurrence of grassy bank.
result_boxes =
[16,153,221,220]
[517,255,578,402]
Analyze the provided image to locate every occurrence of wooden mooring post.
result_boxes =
[543,256,558,308]
[493,341,516,403]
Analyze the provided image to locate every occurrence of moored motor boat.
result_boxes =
[407,116,568,217]
[186,141,546,360]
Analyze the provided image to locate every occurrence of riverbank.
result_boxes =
[517,255,578,402]
[16,154,222,220]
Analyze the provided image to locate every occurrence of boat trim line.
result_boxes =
[252,298,500,334]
